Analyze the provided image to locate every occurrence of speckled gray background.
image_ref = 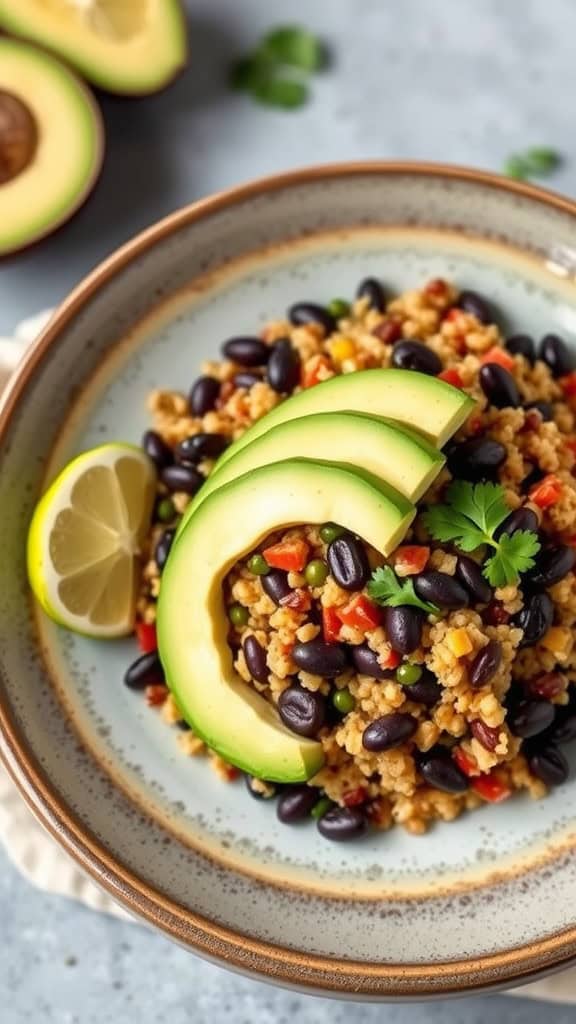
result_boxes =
[3,0,576,1019]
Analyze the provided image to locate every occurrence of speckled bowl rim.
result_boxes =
[3,161,576,998]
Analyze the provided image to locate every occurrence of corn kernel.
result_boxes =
[328,337,356,364]
[541,626,572,660]
[446,627,474,657]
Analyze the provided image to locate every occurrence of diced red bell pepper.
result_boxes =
[336,594,381,631]
[453,747,481,778]
[480,347,515,372]
[379,647,401,670]
[263,538,309,572]
[279,588,311,612]
[343,787,368,807]
[391,545,430,576]
[471,771,511,803]
[425,278,449,298]
[560,371,576,399]
[438,368,464,388]
[136,621,157,653]
[322,606,342,644]
[224,765,240,782]
[444,307,463,322]
[302,355,332,389]
[467,414,484,436]
[145,684,168,707]
[529,473,563,509]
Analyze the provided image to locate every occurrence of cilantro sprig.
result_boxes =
[504,147,562,182]
[230,26,327,109]
[422,481,541,587]
[367,566,439,615]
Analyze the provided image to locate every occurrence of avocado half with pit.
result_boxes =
[0,0,187,96]
[0,38,103,257]
[215,368,475,473]
[178,411,445,534]
[158,460,415,782]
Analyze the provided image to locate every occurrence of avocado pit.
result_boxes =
[0,89,38,184]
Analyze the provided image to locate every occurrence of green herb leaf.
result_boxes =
[504,155,529,181]
[229,55,269,91]
[423,481,541,586]
[262,25,325,71]
[367,566,439,614]
[524,147,561,175]
[253,76,309,109]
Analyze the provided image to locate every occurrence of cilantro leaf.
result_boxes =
[253,77,309,109]
[422,481,541,586]
[262,26,325,71]
[367,566,439,614]
[504,147,562,181]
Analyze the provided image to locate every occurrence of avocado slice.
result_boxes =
[179,412,444,533]
[0,38,103,257]
[215,369,474,473]
[158,459,414,782]
[0,0,187,96]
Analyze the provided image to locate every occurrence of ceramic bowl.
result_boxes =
[2,163,576,999]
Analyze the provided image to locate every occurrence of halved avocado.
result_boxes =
[0,38,103,256]
[0,0,187,96]
[158,460,414,782]
[179,412,445,533]
[215,369,475,474]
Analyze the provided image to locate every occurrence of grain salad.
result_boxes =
[126,276,576,841]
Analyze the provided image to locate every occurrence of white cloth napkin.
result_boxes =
[1,311,575,1001]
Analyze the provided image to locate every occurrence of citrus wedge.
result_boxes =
[27,443,156,637]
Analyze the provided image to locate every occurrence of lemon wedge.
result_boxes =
[27,443,156,637]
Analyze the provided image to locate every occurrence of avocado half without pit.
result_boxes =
[0,0,187,96]
[0,37,103,257]
[158,372,473,783]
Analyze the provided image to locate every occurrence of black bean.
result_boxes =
[509,699,555,738]
[419,753,469,794]
[278,685,326,737]
[277,784,318,822]
[189,375,220,416]
[526,545,576,588]
[524,400,553,421]
[266,338,301,394]
[456,290,494,325]
[356,277,386,311]
[243,635,269,685]
[468,639,502,688]
[292,639,349,677]
[175,432,229,464]
[222,336,270,367]
[261,570,292,605]
[539,334,572,378]
[142,430,173,471]
[233,371,263,389]
[413,571,469,609]
[514,592,554,647]
[404,670,442,707]
[495,506,539,539]
[154,528,175,572]
[175,719,191,731]
[550,714,576,745]
[351,644,388,679]
[245,775,276,800]
[479,363,521,409]
[362,712,418,752]
[317,806,367,841]
[391,340,442,376]
[447,438,507,482]
[528,746,569,786]
[327,535,370,591]
[385,606,424,654]
[124,652,164,690]
[456,555,493,604]
[288,302,335,335]
[505,334,535,363]
[160,464,204,495]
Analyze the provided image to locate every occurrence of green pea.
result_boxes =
[228,603,249,627]
[156,497,175,523]
[247,553,269,576]
[327,298,351,319]
[332,688,356,714]
[304,559,328,586]
[396,663,423,686]
[319,522,346,544]
[310,795,334,820]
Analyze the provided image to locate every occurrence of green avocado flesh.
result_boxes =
[179,412,444,534]
[214,369,474,473]
[157,460,414,782]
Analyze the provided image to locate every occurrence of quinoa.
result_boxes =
[132,277,576,839]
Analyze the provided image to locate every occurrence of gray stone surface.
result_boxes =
[2,0,576,1018]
